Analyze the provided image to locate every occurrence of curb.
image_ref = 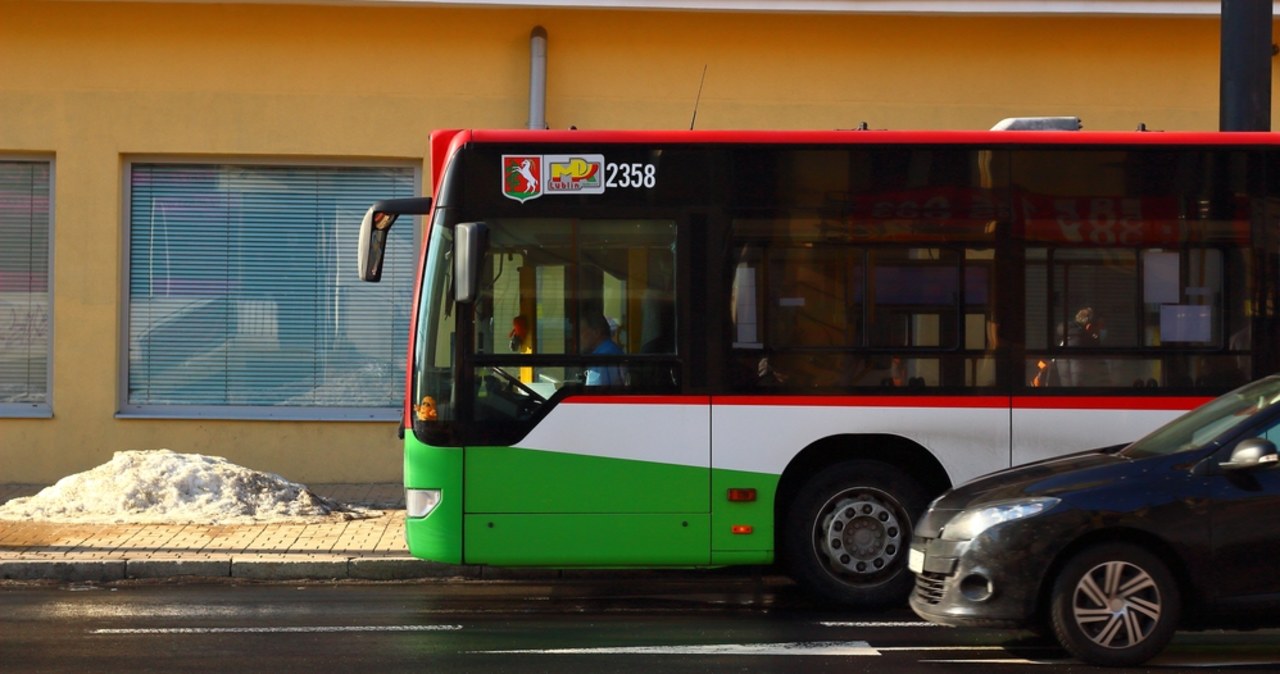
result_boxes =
[0,560,128,583]
[0,557,469,583]
[0,558,777,584]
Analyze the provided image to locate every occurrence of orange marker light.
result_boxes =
[727,488,757,502]
[731,525,754,535]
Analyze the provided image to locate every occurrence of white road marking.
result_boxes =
[1165,662,1280,669]
[878,646,1009,652]
[919,658,1053,665]
[474,619,1007,657]
[820,621,940,628]
[91,625,463,635]
[478,641,879,656]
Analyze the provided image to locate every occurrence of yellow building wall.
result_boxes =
[0,0,1274,483]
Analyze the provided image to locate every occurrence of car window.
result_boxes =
[1257,420,1280,445]
[1122,377,1280,458]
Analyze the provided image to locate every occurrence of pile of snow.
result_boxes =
[0,449,370,524]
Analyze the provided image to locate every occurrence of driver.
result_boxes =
[580,313,626,386]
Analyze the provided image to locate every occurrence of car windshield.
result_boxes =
[1122,376,1280,459]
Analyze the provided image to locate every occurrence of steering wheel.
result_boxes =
[488,366,548,405]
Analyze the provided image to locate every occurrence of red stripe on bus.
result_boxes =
[467,129,1279,147]
[711,395,1009,408]
[1011,396,1211,411]
[564,395,712,405]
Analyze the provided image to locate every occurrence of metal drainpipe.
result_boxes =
[1220,0,1271,131]
[529,26,548,130]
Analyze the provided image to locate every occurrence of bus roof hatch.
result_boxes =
[991,116,1083,131]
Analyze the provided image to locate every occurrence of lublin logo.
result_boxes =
[503,154,608,202]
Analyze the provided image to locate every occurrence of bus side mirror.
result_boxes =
[357,208,395,282]
[357,197,433,282]
[454,222,489,304]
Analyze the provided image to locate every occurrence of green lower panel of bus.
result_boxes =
[464,445,708,513]
[403,440,778,568]
[403,441,464,564]
[710,468,779,566]
[464,513,711,566]
[405,510,462,565]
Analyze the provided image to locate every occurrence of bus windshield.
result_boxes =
[414,214,677,432]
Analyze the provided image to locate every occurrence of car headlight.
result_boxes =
[940,497,1060,541]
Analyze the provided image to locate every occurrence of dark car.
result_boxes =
[909,375,1280,667]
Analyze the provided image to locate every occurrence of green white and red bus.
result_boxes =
[358,122,1279,606]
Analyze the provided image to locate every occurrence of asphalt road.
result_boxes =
[3,575,1279,673]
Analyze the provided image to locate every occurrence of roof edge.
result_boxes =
[57,0,1272,16]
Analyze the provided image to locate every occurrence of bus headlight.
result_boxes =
[940,497,1060,541]
[406,489,443,518]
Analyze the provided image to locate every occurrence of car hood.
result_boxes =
[924,446,1131,519]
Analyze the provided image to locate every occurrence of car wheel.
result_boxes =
[1049,543,1180,667]
[782,460,927,607]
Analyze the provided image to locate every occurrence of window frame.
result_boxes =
[0,156,54,419]
[118,156,421,421]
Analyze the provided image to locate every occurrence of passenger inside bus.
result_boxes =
[1036,306,1109,387]
[508,315,531,353]
[579,313,626,386]
[629,300,678,389]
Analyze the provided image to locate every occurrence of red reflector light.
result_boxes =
[731,525,754,535]
[727,488,757,502]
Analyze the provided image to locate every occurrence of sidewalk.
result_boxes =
[0,483,475,583]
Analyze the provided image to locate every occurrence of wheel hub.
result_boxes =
[1072,560,1162,649]
[820,493,902,576]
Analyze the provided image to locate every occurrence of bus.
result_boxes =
[357,123,1279,606]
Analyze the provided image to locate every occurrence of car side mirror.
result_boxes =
[1221,437,1280,471]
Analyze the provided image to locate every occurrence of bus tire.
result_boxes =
[782,460,927,607]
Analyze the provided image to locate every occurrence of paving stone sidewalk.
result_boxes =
[0,483,472,583]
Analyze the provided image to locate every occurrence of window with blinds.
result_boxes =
[0,160,51,416]
[125,163,417,418]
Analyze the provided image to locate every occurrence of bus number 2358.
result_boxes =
[606,162,657,188]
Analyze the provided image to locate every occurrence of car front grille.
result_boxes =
[914,572,947,605]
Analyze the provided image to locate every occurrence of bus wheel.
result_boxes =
[782,460,927,607]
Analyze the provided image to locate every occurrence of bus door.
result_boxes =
[460,217,711,566]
